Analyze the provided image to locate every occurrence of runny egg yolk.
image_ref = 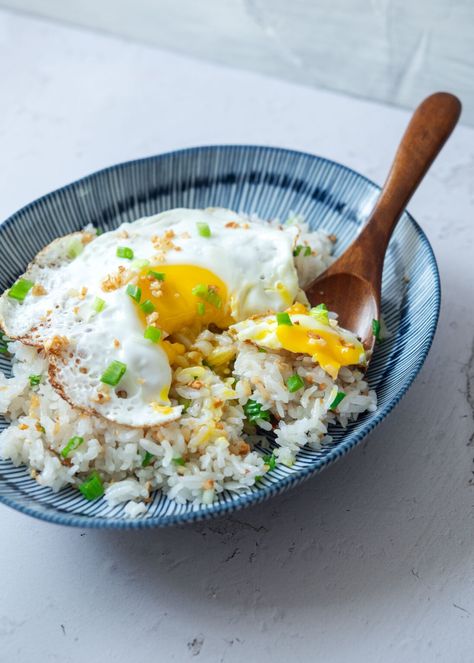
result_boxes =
[136,264,234,340]
[276,312,364,379]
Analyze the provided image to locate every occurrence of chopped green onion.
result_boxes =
[329,391,346,410]
[126,284,141,303]
[148,270,165,281]
[140,299,156,314]
[78,471,104,500]
[144,326,162,343]
[178,397,192,412]
[61,435,84,459]
[28,374,41,387]
[172,456,186,466]
[95,227,103,236]
[243,399,271,423]
[192,284,221,309]
[257,347,267,353]
[263,452,277,471]
[131,258,150,270]
[255,475,262,482]
[0,333,9,355]
[116,246,134,260]
[197,302,205,316]
[206,288,221,309]
[293,244,312,257]
[276,312,292,326]
[178,397,192,411]
[67,238,84,259]
[37,424,45,434]
[100,360,127,386]
[142,451,154,467]
[310,303,329,325]
[92,297,106,313]
[8,278,34,302]
[372,318,381,342]
[196,221,211,238]
[286,374,304,393]
[192,283,208,298]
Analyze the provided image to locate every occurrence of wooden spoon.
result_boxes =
[306,92,461,356]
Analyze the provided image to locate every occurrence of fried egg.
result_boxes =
[0,208,301,427]
[230,302,366,378]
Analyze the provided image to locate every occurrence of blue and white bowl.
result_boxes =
[0,145,440,528]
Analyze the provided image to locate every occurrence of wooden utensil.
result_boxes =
[306,92,461,354]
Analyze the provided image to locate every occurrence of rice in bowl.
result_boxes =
[0,209,377,517]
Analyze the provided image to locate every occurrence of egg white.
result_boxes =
[0,208,301,427]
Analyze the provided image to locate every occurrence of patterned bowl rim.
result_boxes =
[0,144,441,529]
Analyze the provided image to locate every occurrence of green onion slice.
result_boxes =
[0,333,10,355]
[196,221,211,238]
[178,397,192,412]
[372,318,381,342]
[276,312,292,326]
[172,456,186,466]
[192,283,208,298]
[126,284,142,303]
[293,245,312,257]
[206,289,221,309]
[286,374,304,393]
[8,279,34,302]
[67,238,84,259]
[192,284,221,309]
[61,435,84,459]
[29,374,41,387]
[140,299,156,314]
[148,270,165,281]
[263,452,277,471]
[100,360,127,386]
[310,303,329,325]
[79,471,104,500]
[243,399,271,423]
[329,391,346,410]
[144,326,162,343]
[116,246,134,260]
[142,451,154,467]
[197,302,205,316]
[92,297,106,313]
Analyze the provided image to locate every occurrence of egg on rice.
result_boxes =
[0,208,376,514]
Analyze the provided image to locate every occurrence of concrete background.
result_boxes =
[1,9,473,662]
[1,0,473,124]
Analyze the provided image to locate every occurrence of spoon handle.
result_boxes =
[330,92,461,283]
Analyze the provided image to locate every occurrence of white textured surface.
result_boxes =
[1,0,474,124]
[1,10,474,663]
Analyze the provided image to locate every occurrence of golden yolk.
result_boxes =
[137,264,234,337]
[286,302,308,315]
[276,318,364,379]
[161,340,186,364]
